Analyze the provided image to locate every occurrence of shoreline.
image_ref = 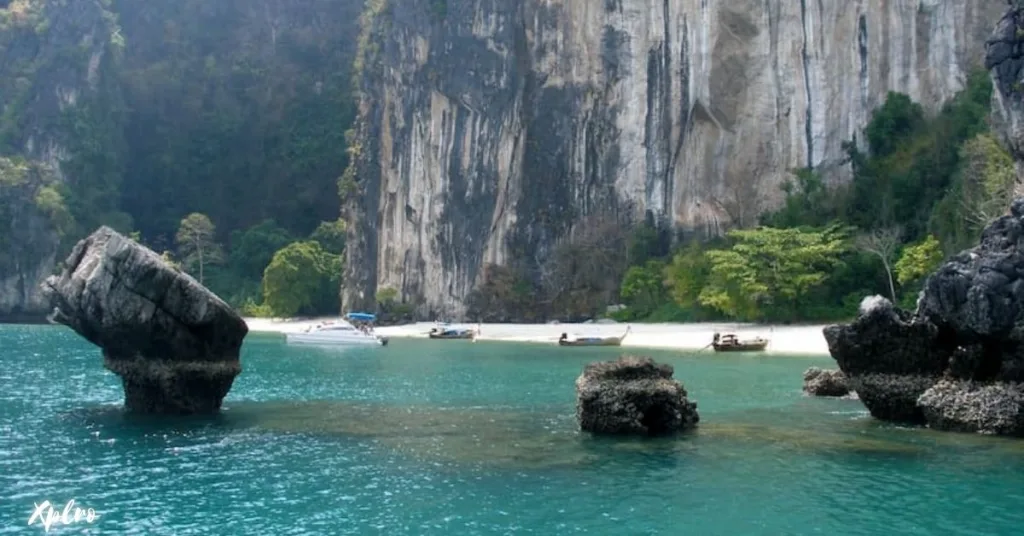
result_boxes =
[243,317,832,356]
[0,314,50,325]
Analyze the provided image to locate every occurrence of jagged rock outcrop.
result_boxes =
[824,200,1024,435]
[575,355,698,435]
[342,0,1004,317]
[823,296,950,423]
[802,367,851,398]
[42,227,248,414]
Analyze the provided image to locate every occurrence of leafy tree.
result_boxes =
[227,220,295,281]
[376,287,399,304]
[846,72,992,239]
[761,168,837,228]
[309,218,347,255]
[895,235,944,287]
[956,133,1018,229]
[865,92,925,157]
[930,133,1017,252]
[664,240,712,311]
[619,260,666,317]
[626,215,669,265]
[0,157,73,274]
[0,157,73,236]
[261,241,341,317]
[855,226,902,302]
[175,212,223,284]
[375,286,415,323]
[698,226,850,320]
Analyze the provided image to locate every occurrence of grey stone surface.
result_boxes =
[342,0,1004,318]
[42,226,248,414]
[575,355,698,435]
[823,198,1024,435]
[802,367,851,397]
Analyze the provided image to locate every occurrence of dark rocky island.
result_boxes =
[824,200,1024,435]
[42,226,248,414]
[575,355,699,435]
[802,367,851,397]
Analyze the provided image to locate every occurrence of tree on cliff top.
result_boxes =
[175,212,223,284]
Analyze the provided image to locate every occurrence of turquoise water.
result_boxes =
[3,326,1024,535]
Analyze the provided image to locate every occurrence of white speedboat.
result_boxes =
[285,313,389,346]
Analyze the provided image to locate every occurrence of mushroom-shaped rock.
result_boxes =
[802,367,851,397]
[575,355,698,435]
[41,226,247,414]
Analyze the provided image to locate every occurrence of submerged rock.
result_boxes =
[575,355,698,435]
[823,199,1024,435]
[802,367,851,397]
[41,226,247,414]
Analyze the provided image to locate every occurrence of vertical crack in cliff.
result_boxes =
[799,0,814,168]
[669,18,690,212]
[858,14,869,113]
[660,0,672,217]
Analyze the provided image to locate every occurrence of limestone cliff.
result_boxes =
[0,0,121,321]
[0,0,361,320]
[342,0,1006,318]
[988,0,1024,173]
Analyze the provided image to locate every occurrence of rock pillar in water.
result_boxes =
[575,355,699,435]
[41,226,248,414]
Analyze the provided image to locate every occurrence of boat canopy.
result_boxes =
[345,312,377,322]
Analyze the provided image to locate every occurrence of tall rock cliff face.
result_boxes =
[988,0,1024,173]
[113,0,361,240]
[0,0,122,321]
[0,0,361,320]
[342,0,1006,318]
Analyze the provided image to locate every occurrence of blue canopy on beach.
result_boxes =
[345,312,377,322]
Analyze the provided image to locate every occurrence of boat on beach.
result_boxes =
[285,312,389,346]
[711,332,769,352]
[557,325,631,347]
[428,323,480,340]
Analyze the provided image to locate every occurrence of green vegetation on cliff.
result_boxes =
[468,69,1012,324]
[609,70,1009,323]
[0,157,68,275]
[0,0,363,317]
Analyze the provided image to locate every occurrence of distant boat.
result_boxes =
[557,326,631,347]
[286,312,388,346]
[428,323,479,340]
[711,332,768,352]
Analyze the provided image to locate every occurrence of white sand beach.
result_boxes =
[243,317,832,355]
